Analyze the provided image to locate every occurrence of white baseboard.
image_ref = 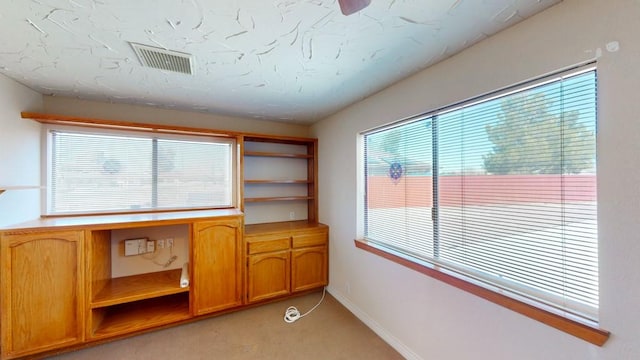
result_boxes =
[327,286,423,360]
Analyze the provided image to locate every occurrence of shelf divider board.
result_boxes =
[0,185,43,196]
[244,151,312,159]
[91,269,188,308]
[244,196,313,203]
[245,220,328,235]
[244,180,311,184]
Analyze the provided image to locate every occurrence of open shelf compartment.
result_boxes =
[90,293,190,338]
[87,226,193,340]
[92,269,188,308]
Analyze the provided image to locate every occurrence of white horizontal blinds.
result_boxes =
[50,130,233,214]
[156,139,232,208]
[364,119,434,259]
[436,69,598,319]
[51,132,152,213]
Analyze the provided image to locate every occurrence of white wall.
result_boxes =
[110,224,190,278]
[42,96,310,137]
[312,1,640,359]
[41,97,313,226]
[0,91,310,230]
[0,75,43,227]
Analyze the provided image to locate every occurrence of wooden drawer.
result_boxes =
[246,234,290,254]
[292,229,327,249]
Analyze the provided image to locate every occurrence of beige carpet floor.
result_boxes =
[48,291,404,360]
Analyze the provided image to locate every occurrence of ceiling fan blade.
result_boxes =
[338,0,371,15]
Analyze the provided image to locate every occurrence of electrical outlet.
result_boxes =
[157,239,164,249]
[289,211,295,220]
[167,238,174,249]
[124,239,139,256]
[146,240,155,253]
[138,239,147,254]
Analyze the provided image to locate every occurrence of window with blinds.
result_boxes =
[47,129,234,215]
[362,65,598,321]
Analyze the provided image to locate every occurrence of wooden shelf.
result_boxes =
[91,293,190,338]
[0,186,42,196]
[242,135,318,224]
[244,151,312,159]
[244,196,314,203]
[92,269,188,308]
[245,220,328,235]
[244,180,311,184]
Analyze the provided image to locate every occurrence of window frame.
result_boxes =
[42,124,238,216]
[356,62,609,345]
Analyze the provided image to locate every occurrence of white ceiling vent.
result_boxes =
[130,42,194,75]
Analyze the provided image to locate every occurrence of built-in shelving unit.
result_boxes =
[0,113,329,360]
[242,135,318,224]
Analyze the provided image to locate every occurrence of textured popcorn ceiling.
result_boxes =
[0,0,560,124]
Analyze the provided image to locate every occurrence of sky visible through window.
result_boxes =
[367,71,596,176]
[364,69,598,320]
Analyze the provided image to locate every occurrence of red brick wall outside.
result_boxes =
[366,175,596,208]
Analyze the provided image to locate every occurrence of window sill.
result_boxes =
[0,209,244,232]
[354,238,610,346]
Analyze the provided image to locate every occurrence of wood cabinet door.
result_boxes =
[247,251,290,303]
[0,230,84,359]
[192,217,243,315]
[291,245,327,293]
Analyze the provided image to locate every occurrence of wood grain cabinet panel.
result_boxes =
[0,230,84,359]
[245,233,291,304]
[247,250,291,303]
[192,217,244,315]
[291,245,327,293]
[291,227,328,293]
[245,223,328,303]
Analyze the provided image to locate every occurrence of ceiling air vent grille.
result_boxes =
[130,42,193,75]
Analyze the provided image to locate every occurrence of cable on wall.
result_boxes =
[141,241,177,268]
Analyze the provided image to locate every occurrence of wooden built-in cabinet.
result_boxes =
[192,218,243,315]
[0,230,85,359]
[245,221,328,304]
[242,135,318,224]
[291,229,328,292]
[0,210,244,360]
[246,233,291,303]
[0,210,328,360]
[242,135,327,305]
[1,113,329,360]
